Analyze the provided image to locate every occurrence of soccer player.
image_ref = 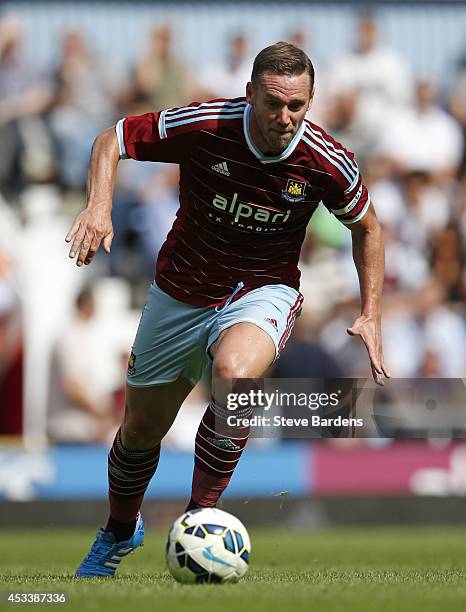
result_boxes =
[67,42,390,577]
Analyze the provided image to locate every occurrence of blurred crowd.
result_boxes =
[0,13,465,445]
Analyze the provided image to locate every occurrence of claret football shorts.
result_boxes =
[126,282,303,388]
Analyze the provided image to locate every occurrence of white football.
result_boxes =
[165,508,251,584]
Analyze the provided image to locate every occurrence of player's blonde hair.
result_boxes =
[251,41,315,94]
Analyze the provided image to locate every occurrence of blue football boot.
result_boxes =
[75,513,144,577]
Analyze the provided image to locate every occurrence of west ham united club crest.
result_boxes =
[282,179,307,203]
[128,351,136,373]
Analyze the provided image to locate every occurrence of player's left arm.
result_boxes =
[347,202,391,385]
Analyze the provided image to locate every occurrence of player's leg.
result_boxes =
[105,378,192,538]
[186,284,303,510]
[76,378,192,578]
[186,322,275,510]
[211,322,275,376]
[76,282,210,577]
[104,281,210,536]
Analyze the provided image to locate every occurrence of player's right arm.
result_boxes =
[65,99,241,265]
[65,127,118,266]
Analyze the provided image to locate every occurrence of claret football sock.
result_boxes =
[105,516,137,543]
[107,428,160,528]
[187,400,251,509]
[185,497,202,511]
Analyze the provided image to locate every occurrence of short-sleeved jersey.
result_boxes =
[116,97,370,307]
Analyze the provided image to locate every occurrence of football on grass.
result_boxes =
[165,508,251,584]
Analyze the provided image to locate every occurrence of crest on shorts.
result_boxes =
[265,317,278,331]
[128,351,136,373]
[282,179,307,202]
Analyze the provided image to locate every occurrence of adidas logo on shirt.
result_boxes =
[212,161,230,176]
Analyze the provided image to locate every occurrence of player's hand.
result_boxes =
[347,315,391,386]
[65,207,114,266]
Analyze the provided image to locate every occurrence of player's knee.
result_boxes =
[212,356,249,380]
[121,412,167,449]
[120,422,162,450]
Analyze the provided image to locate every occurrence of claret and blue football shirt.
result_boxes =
[116,98,370,307]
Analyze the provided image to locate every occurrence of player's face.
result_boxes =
[247,71,312,155]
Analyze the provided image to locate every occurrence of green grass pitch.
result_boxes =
[1,526,465,611]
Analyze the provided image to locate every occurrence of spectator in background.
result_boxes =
[110,159,179,281]
[399,170,451,252]
[381,223,429,293]
[47,286,120,444]
[108,156,159,280]
[132,25,194,111]
[49,30,119,190]
[362,155,429,292]
[429,223,465,302]
[326,15,412,159]
[382,280,466,377]
[449,53,466,178]
[198,32,252,99]
[0,16,54,196]
[381,80,464,184]
[456,176,466,250]
[413,280,466,377]
[416,349,443,378]
[288,30,307,54]
[272,311,344,378]
[297,226,357,319]
[363,154,405,230]
[136,165,180,272]
[288,29,329,127]
[110,96,180,282]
